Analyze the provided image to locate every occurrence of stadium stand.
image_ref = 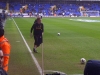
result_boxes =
[0,1,100,17]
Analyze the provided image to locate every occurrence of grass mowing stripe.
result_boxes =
[44,18,100,39]
[12,17,100,75]
[5,18,40,75]
[12,18,44,75]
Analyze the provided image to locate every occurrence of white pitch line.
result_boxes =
[12,18,44,75]
[12,18,83,75]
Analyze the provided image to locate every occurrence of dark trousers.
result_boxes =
[34,35,43,47]
[84,60,100,75]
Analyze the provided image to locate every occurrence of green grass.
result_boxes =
[5,18,40,75]
[4,17,100,75]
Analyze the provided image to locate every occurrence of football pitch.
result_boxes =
[4,17,100,75]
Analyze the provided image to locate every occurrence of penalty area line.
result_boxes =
[12,18,44,75]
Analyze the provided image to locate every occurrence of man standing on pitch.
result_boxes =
[30,18,44,53]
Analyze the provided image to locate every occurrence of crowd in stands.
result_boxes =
[0,10,6,29]
[0,1,100,17]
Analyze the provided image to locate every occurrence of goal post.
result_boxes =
[80,11,99,17]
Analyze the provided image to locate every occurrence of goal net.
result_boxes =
[80,11,99,17]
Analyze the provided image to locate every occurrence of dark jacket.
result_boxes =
[31,23,44,36]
